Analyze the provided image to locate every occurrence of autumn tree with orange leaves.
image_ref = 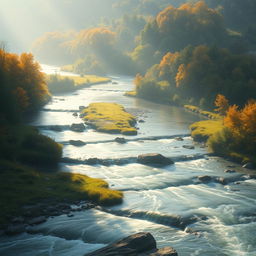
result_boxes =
[215,94,229,115]
[0,49,50,123]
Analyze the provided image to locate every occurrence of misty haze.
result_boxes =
[0,1,256,256]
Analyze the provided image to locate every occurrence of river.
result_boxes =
[0,65,256,256]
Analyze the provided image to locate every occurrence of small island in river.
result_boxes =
[80,102,138,135]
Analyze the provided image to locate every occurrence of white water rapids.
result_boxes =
[0,65,255,256]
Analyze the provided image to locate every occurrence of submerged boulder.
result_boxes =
[85,232,178,256]
[69,140,86,146]
[115,137,127,144]
[70,123,86,132]
[182,145,195,150]
[137,153,174,166]
[197,175,212,183]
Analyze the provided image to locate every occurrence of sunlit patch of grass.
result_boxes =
[0,161,123,225]
[81,103,137,135]
[61,75,110,86]
[190,119,224,142]
[184,105,221,119]
[0,125,62,167]
[46,74,111,94]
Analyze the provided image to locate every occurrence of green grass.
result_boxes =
[184,105,221,119]
[0,161,123,225]
[190,119,224,142]
[63,75,110,86]
[81,103,137,135]
[0,125,62,166]
[46,74,111,94]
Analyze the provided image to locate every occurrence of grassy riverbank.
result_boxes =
[0,124,123,225]
[46,74,111,94]
[81,102,137,135]
[190,119,224,142]
[0,161,123,225]
[187,104,256,166]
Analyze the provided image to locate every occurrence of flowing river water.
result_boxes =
[0,65,256,256]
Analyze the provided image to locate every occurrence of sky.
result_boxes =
[0,0,79,52]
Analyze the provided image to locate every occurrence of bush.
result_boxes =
[0,125,63,167]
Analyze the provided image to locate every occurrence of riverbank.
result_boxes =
[0,123,123,228]
[46,74,111,94]
[185,105,256,168]
[0,159,123,227]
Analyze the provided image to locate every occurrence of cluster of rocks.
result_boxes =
[85,232,178,256]
[197,172,256,186]
[62,153,175,167]
[2,201,95,236]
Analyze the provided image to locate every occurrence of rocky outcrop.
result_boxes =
[137,154,174,166]
[85,232,178,256]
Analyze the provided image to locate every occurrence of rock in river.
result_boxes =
[70,123,86,132]
[69,140,86,146]
[115,137,127,144]
[182,145,195,150]
[198,175,212,183]
[85,232,178,256]
[137,153,174,166]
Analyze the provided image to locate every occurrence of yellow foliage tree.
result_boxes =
[215,94,229,115]
[224,104,242,134]
[175,64,186,87]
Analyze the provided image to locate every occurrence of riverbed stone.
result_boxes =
[79,106,86,110]
[69,140,86,146]
[149,247,178,256]
[85,232,178,256]
[86,158,99,165]
[70,123,86,132]
[115,137,127,144]
[175,137,184,141]
[197,175,212,183]
[224,169,236,173]
[215,177,227,185]
[137,153,174,166]
[85,232,156,255]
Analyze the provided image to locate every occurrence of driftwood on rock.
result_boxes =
[85,232,178,256]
